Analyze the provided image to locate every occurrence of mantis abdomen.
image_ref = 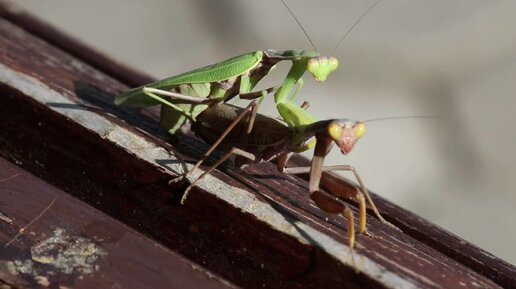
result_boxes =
[193,103,291,153]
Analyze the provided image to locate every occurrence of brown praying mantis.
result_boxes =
[167,96,399,266]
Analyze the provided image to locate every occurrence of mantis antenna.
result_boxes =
[331,0,382,55]
[363,115,439,123]
[280,0,318,54]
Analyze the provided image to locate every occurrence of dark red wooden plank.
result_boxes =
[0,157,238,289]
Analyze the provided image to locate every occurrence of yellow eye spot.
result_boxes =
[328,122,342,140]
[355,123,366,138]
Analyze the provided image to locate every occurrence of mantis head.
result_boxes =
[327,120,366,155]
[307,56,339,82]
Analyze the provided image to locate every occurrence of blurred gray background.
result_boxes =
[15,0,516,265]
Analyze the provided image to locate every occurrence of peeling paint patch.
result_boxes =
[1,227,106,286]
[0,211,13,223]
[30,228,106,275]
[4,259,34,275]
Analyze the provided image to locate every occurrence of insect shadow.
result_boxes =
[71,80,162,134]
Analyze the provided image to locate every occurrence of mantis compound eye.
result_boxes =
[328,121,343,141]
[307,56,339,82]
[355,123,366,138]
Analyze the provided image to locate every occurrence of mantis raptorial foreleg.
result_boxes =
[273,100,309,172]
[282,164,399,232]
[281,165,367,234]
[309,188,356,267]
[288,78,304,102]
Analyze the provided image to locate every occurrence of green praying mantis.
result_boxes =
[115,49,335,139]
[115,0,381,137]
[115,0,387,268]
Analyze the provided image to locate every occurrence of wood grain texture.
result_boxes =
[0,3,513,288]
[0,157,238,289]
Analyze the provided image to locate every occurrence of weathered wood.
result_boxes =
[0,3,513,289]
[0,157,238,289]
[290,156,516,289]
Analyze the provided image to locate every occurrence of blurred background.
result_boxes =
[14,0,516,265]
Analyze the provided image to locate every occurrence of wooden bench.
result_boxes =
[0,2,514,288]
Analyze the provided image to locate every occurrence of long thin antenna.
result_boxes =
[331,0,382,55]
[363,115,439,123]
[280,0,318,53]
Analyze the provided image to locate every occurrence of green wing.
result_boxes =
[115,51,264,107]
[159,83,211,135]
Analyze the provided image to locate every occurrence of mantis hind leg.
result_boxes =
[181,147,256,204]
[178,100,259,204]
[187,100,259,175]
[143,87,215,134]
[142,87,213,119]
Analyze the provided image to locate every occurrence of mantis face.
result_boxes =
[307,56,339,82]
[327,120,366,155]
